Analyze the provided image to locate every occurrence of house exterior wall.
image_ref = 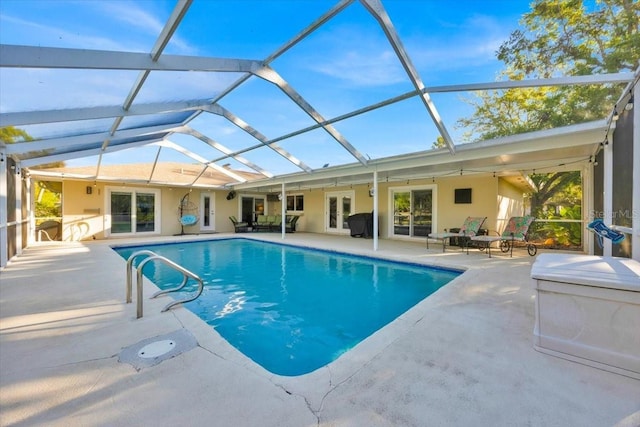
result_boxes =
[47,173,523,242]
[62,180,105,240]
[431,176,498,234]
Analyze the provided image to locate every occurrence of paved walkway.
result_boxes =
[1,233,639,426]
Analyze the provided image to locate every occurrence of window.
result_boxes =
[286,194,304,212]
[107,187,160,236]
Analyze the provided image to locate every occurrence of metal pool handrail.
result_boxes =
[126,250,204,319]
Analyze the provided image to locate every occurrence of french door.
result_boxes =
[325,191,354,234]
[390,186,435,238]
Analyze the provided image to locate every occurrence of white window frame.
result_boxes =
[286,193,305,213]
[104,186,161,237]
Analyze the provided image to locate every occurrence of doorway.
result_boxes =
[325,191,354,234]
[200,192,215,232]
[390,186,435,238]
[241,195,265,227]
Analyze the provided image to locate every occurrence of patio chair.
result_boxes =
[285,215,300,233]
[470,216,537,257]
[229,216,249,233]
[427,216,486,253]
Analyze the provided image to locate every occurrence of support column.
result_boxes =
[0,150,7,268]
[14,163,22,256]
[373,170,378,251]
[582,163,593,255]
[281,182,286,239]
[632,82,640,261]
[603,131,613,257]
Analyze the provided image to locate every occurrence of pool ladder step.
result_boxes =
[126,250,204,319]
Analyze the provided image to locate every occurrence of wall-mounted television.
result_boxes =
[454,188,472,204]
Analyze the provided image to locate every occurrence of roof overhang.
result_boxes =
[232,119,607,192]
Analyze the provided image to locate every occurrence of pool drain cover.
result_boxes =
[138,340,175,358]
[119,329,197,370]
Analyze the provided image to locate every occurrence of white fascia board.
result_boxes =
[231,120,607,190]
[0,44,262,72]
[1,99,212,127]
[26,169,226,189]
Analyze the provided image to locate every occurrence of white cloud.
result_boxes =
[0,13,132,51]
[405,14,512,75]
[94,1,196,55]
[295,25,407,87]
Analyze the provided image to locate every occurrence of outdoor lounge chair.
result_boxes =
[471,215,537,257]
[427,216,486,252]
[229,216,249,233]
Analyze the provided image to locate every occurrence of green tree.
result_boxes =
[0,125,64,168]
[0,126,34,143]
[529,171,581,218]
[459,0,640,141]
[458,0,638,228]
[431,136,446,149]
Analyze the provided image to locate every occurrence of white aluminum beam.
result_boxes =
[179,127,272,178]
[205,104,312,173]
[3,72,630,128]
[6,123,183,156]
[254,66,368,165]
[0,99,213,127]
[210,0,354,105]
[423,73,635,93]
[21,137,164,167]
[361,0,456,154]
[0,44,262,73]
[155,140,248,183]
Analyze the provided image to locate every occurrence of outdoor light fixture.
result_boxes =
[625,99,634,111]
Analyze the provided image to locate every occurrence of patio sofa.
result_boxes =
[255,215,300,232]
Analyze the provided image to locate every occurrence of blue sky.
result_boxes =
[0,0,535,174]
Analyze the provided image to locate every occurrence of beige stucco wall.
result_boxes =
[430,176,497,233]
[54,182,237,240]
[497,179,526,232]
[52,174,523,241]
[61,180,105,241]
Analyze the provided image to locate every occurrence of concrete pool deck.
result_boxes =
[1,233,638,426]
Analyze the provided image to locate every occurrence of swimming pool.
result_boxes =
[115,238,461,376]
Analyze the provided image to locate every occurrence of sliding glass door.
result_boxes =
[107,188,160,236]
[390,186,435,238]
[241,196,265,227]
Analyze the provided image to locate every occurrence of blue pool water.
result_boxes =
[114,239,461,376]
